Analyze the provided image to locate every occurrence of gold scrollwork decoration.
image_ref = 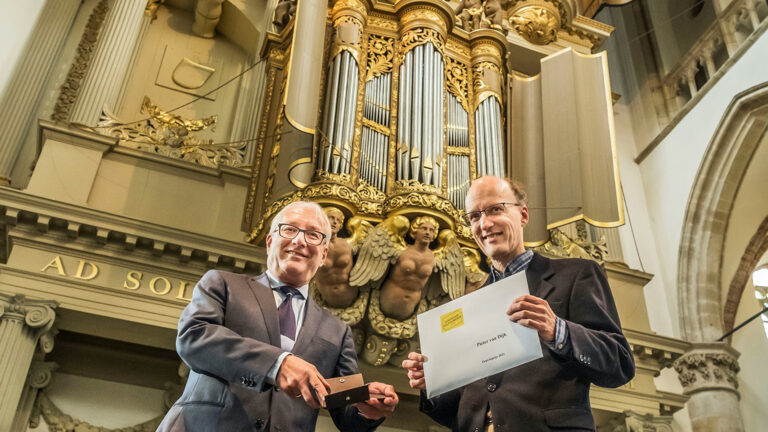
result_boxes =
[367,14,398,32]
[509,5,560,45]
[365,34,394,82]
[95,97,247,169]
[400,27,445,57]
[331,15,364,64]
[362,118,391,136]
[399,6,448,36]
[368,288,426,339]
[473,61,503,106]
[445,56,470,111]
[331,0,367,20]
[382,191,471,240]
[310,280,370,326]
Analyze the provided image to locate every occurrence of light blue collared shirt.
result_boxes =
[265,270,310,384]
[489,250,568,353]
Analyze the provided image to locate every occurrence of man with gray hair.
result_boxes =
[158,201,398,431]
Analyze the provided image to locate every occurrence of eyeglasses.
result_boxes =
[275,223,327,246]
[464,202,522,224]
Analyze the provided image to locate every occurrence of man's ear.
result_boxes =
[520,205,530,228]
[266,233,273,250]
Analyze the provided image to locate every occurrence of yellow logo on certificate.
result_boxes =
[440,308,464,333]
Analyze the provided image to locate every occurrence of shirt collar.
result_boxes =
[490,250,534,283]
[265,269,309,299]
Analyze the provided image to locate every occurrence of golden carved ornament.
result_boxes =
[473,61,503,104]
[367,288,427,339]
[144,0,165,20]
[382,191,472,240]
[445,56,470,111]
[365,34,394,82]
[331,15,363,64]
[446,146,470,156]
[400,27,445,57]
[262,75,288,209]
[367,14,398,32]
[509,5,560,45]
[95,97,247,169]
[533,226,608,264]
[310,280,369,326]
[331,0,368,21]
[393,179,442,196]
[399,6,448,36]
[471,41,503,63]
[446,37,471,59]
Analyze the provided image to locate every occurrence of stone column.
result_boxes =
[69,0,147,126]
[0,293,57,432]
[673,342,745,432]
[0,0,81,185]
[10,360,57,432]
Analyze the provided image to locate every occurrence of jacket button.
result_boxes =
[487,383,496,392]
[254,418,264,428]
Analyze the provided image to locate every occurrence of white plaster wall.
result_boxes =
[612,103,675,336]
[732,279,768,432]
[28,373,165,430]
[637,30,768,337]
[0,0,47,97]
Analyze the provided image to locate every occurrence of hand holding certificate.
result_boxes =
[416,271,543,398]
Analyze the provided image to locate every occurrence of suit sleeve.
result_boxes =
[329,325,385,431]
[560,260,635,387]
[418,389,462,429]
[176,270,284,391]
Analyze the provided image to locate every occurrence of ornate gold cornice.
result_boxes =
[395,0,455,36]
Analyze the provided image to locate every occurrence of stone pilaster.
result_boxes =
[10,360,57,432]
[0,0,80,185]
[0,293,57,432]
[673,342,744,432]
[69,0,147,126]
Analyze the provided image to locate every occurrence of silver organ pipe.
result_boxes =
[359,69,391,191]
[474,96,503,177]
[322,55,342,171]
[446,92,469,209]
[396,43,445,185]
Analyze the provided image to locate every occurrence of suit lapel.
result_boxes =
[526,253,555,300]
[247,274,281,347]
[292,298,322,356]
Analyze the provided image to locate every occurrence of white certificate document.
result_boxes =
[417,271,543,398]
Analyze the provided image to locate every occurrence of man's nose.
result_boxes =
[292,232,307,245]
[479,212,494,229]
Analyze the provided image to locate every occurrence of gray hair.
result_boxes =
[269,201,332,245]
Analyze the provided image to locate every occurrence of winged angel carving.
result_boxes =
[348,215,465,364]
[310,208,373,326]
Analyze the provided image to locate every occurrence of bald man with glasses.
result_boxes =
[402,176,634,432]
[159,201,398,432]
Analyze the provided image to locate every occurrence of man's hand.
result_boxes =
[275,355,330,409]
[507,294,557,341]
[354,382,398,420]
[401,352,426,390]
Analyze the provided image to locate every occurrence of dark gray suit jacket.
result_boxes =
[157,270,380,432]
[420,253,635,432]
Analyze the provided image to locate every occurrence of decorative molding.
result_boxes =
[52,0,110,122]
[673,343,741,396]
[95,97,245,169]
[34,392,162,432]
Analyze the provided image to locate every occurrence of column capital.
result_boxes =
[26,361,58,390]
[0,294,57,330]
[624,410,674,432]
[673,342,741,396]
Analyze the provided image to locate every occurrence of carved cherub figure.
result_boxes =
[350,215,465,321]
[480,0,506,32]
[273,0,297,33]
[462,247,489,295]
[314,207,356,308]
[454,0,485,32]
